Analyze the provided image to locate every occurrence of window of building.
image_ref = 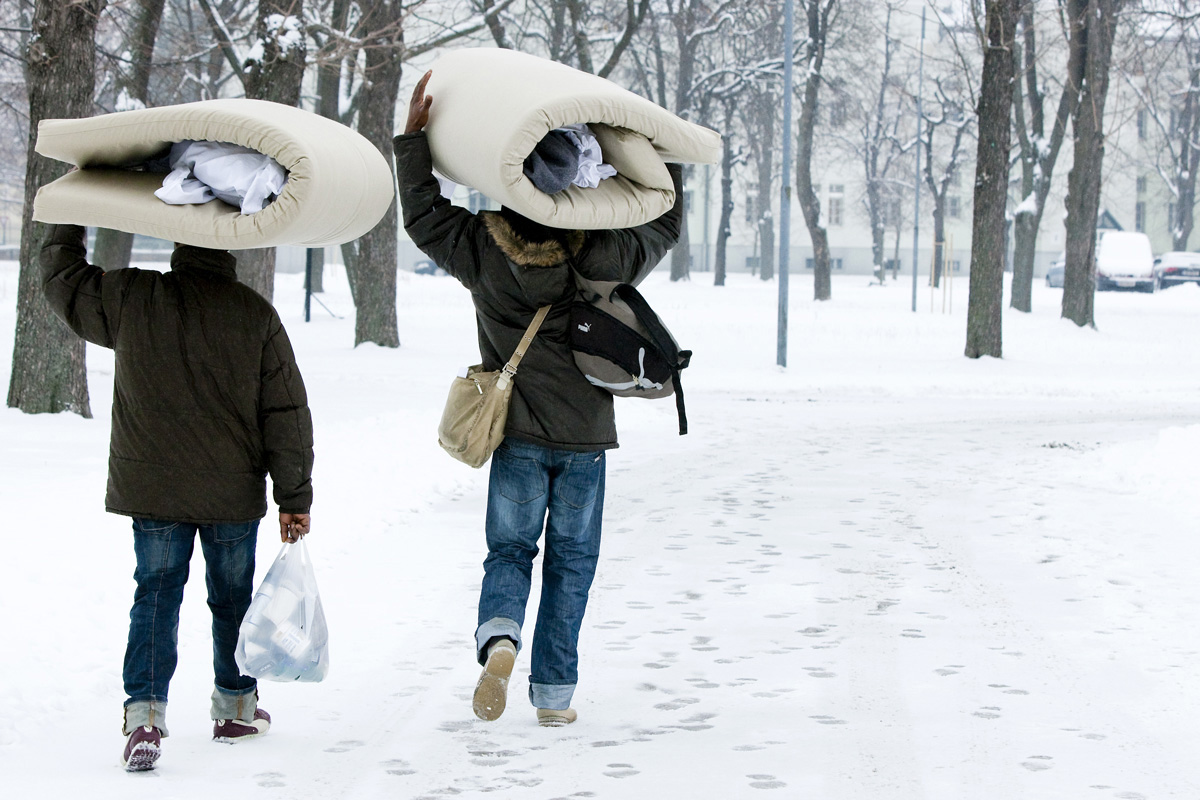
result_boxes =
[1135,201,1146,232]
[1168,201,1176,228]
[829,97,848,128]
[805,257,844,270]
[828,197,844,226]
[948,169,961,188]
[948,196,961,219]
[1137,175,1147,194]
[951,260,962,272]
[1137,109,1147,140]
[745,191,756,223]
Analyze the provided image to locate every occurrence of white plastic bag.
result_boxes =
[235,539,329,682]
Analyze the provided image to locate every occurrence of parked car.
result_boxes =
[1153,251,1200,289]
[413,259,448,276]
[1095,231,1156,292]
[1045,253,1065,288]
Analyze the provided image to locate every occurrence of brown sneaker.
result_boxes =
[537,708,578,727]
[472,639,517,721]
[213,708,271,743]
[122,725,162,771]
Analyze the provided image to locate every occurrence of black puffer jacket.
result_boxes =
[395,131,683,452]
[41,224,313,523]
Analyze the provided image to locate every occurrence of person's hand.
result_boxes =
[405,70,433,133]
[280,512,310,543]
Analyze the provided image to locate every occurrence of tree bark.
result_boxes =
[750,92,776,281]
[7,0,106,417]
[93,0,167,272]
[239,0,307,302]
[965,0,1019,360]
[1010,1,1078,312]
[1062,0,1124,328]
[349,0,404,348]
[796,0,835,302]
[714,101,735,287]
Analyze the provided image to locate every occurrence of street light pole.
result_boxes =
[778,0,795,367]
[912,6,926,313]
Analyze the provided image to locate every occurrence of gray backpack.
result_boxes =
[569,272,691,434]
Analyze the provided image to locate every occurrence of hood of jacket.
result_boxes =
[482,211,584,307]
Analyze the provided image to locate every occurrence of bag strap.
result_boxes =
[501,305,552,382]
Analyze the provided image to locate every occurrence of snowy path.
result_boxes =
[3,265,1198,798]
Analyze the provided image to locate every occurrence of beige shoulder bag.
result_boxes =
[437,305,552,468]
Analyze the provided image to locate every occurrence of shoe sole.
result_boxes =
[537,713,575,728]
[123,742,160,772]
[473,645,516,721]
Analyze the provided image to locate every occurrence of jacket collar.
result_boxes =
[170,245,238,280]
[482,212,584,267]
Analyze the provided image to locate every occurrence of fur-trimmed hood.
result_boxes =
[481,212,585,267]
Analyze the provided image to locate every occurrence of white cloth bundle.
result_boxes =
[155,140,288,214]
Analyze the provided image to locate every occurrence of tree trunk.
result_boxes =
[670,196,691,281]
[1062,0,1123,328]
[754,95,776,281]
[93,0,166,272]
[796,0,832,301]
[932,200,946,286]
[240,0,307,302]
[7,0,106,417]
[349,1,404,348]
[965,0,1019,360]
[714,103,734,288]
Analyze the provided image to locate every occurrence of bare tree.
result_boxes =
[965,0,1021,359]
[921,79,971,289]
[1011,0,1076,312]
[794,0,838,301]
[7,0,107,417]
[1122,9,1200,251]
[92,0,168,272]
[1062,0,1127,328]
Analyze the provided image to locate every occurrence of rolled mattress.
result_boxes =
[33,99,395,249]
[424,48,721,230]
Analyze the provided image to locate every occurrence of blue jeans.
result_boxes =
[122,518,259,733]
[476,439,606,710]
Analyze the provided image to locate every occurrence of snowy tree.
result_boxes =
[1062,0,1128,329]
[1010,0,1076,314]
[965,0,1021,360]
[7,0,106,418]
[1121,7,1200,252]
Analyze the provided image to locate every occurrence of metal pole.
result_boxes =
[703,163,711,272]
[912,7,926,313]
[778,0,795,367]
[304,247,313,322]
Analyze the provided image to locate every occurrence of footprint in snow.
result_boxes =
[255,771,286,788]
[382,758,416,776]
[603,763,640,778]
[748,773,788,789]
[324,739,364,753]
[1020,756,1053,772]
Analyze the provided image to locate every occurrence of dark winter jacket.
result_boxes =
[394,131,684,452]
[41,224,313,523]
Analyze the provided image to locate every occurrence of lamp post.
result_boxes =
[778,0,795,366]
[912,6,926,313]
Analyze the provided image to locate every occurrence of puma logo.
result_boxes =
[577,323,591,333]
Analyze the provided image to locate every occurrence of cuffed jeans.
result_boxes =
[122,518,259,735]
[476,439,605,710]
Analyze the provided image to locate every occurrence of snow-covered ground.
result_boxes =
[1,258,1198,799]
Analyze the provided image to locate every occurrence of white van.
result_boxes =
[1095,231,1156,292]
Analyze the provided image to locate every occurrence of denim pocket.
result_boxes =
[211,521,257,545]
[496,450,549,505]
[133,519,180,535]
[554,452,604,510]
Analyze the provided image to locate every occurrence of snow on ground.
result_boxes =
[1,258,1198,799]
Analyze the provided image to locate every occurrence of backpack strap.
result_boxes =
[613,285,690,436]
[498,305,551,389]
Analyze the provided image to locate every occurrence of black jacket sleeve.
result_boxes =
[576,163,686,286]
[39,223,131,348]
[259,313,314,514]
[394,131,485,290]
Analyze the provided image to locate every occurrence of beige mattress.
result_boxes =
[424,48,721,230]
[33,99,395,249]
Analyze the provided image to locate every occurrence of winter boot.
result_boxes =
[122,725,162,772]
[213,708,271,743]
[473,638,517,721]
[537,708,578,727]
